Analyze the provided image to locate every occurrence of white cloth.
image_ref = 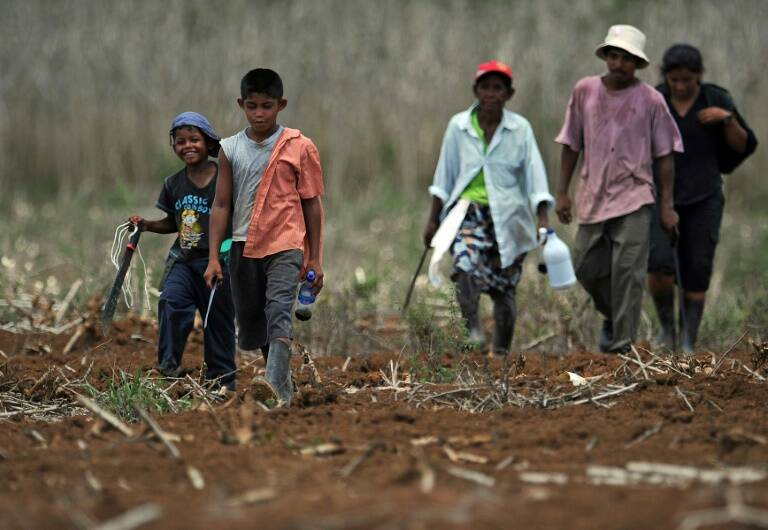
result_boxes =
[428,199,470,288]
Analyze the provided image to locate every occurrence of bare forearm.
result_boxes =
[557,146,579,196]
[428,196,443,224]
[654,154,675,208]
[536,201,550,219]
[301,197,323,262]
[208,204,230,261]
[554,146,579,224]
[209,152,233,262]
[724,118,748,154]
[699,107,748,154]
[654,154,679,235]
[422,195,444,247]
[143,216,176,234]
[536,201,551,229]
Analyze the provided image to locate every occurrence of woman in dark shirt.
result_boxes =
[648,44,755,353]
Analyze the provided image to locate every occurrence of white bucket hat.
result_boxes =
[595,25,649,69]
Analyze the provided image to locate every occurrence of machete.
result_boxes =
[101,226,141,334]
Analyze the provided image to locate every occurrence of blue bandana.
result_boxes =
[169,112,221,157]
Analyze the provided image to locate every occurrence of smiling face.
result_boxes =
[473,73,514,113]
[603,47,640,87]
[665,67,701,101]
[172,126,209,165]
[238,92,287,141]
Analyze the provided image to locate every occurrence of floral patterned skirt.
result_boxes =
[450,203,524,294]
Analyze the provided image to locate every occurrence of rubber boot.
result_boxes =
[652,291,676,351]
[455,273,485,348]
[490,289,516,356]
[598,320,613,353]
[680,298,705,355]
[251,339,293,407]
[260,343,269,363]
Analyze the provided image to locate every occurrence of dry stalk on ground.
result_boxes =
[402,345,766,413]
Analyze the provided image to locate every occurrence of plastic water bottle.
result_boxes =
[539,228,577,290]
[295,270,317,321]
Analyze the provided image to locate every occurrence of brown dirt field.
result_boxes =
[1,322,767,530]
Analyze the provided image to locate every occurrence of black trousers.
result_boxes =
[648,190,724,292]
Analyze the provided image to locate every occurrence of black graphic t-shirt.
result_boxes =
[156,164,229,261]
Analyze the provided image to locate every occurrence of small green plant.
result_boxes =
[409,356,461,383]
[85,369,191,422]
[405,292,465,382]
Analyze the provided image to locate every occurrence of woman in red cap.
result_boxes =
[423,61,553,356]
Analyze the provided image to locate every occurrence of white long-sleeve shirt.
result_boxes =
[429,105,554,267]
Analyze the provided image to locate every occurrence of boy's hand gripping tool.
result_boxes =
[203,239,232,329]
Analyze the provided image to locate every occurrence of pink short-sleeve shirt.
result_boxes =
[555,76,683,224]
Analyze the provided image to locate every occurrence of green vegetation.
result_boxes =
[84,370,192,423]
[404,296,465,382]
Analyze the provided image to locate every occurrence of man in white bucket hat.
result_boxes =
[554,25,683,354]
[595,24,650,68]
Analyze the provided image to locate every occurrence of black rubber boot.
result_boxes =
[680,298,705,355]
[455,272,485,347]
[652,291,677,351]
[260,343,269,363]
[490,289,516,356]
[598,320,613,353]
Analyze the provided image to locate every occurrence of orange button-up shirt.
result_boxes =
[243,128,324,264]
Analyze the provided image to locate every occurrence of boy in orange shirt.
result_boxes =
[205,69,324,408]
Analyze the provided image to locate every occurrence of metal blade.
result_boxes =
[101,228,141,334]
[204,284,217,328]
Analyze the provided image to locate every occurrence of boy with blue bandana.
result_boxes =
[130,112,236,391]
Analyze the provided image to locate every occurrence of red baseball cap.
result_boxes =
[475,60,513,82]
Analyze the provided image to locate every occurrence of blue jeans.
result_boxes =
[157,258,236,388]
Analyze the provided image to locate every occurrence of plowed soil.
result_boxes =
[1,321,767,530]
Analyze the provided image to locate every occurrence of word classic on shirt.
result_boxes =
[174,194,211,215]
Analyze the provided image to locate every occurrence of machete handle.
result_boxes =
[127,225,141,247]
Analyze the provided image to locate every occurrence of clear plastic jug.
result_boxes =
[538,228,576,290]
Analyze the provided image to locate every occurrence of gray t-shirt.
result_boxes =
[220,125,283,241]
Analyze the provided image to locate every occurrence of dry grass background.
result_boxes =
[1,0,766,352]
[1,0,766,197]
